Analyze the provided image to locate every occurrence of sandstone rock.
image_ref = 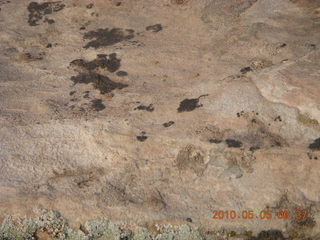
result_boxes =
[0,0,319,238]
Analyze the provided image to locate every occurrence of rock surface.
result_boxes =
[0,0,320,238]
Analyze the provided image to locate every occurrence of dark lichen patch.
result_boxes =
[225,139,243,148]
[236,111,245,117]
[146,24,163,32]
[271,140,282,147]
[274,115,282,122]
[69,91,76,96]
[163,121,175,128]
[247,229,285,240]
[70,53,121,73]
[46,43,52,48]
[178,98,200,112]
[116,71,128,77]
[235,110,288,149]
[249,145,260,152]
[307,152,318,160]
[20,52,44,61]
[136,132,148,142]
[43,17,55,24]
[134,104,154,112]
[27,1,65,26]
[305,43,316,51]
[240,66,252,74]
[71,73,128,94]
[86,3,94,9]
[267,193,316,234]
[309,138,320,151]
[127,39,144,47]
[83,28,134,49]
[177,94,208,113]
[172,0,189,4]
[279,43,287,48]
[209,139,222,144]
[295,215,316,228]
[91,99,105,111]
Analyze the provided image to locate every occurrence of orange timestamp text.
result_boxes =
[211,210,309,220]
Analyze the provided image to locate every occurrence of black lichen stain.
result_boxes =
[295,215,316,228]
[178,98,199,112]
[27,1,65,26]
[309,138,320,151]
[247,229,285,240]
[271,140,282,148]
[91,99,105,111]
[274,115,282,122]
[146,24,163,32]
[86,3,94,9]
[21,52,44,61]
[137,136,148,141]
[249,145,260,152]
[236,110,245,118]
[225,139,243,148]
[70,53,121,73]
[116,71,128,77]
[307,152,318,160]
[71,73,128,94]
[163,121,175,127]
[134,104,154,112]
[136,132,148,142]
[43,17,55,24]
[173,0,189,4]
[240,66,252,74]
[83,28,135,49]
[177,94,208,113]
[209,139,222,144]
[69,91,76,96]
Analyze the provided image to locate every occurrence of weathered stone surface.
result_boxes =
[0,0,320,238]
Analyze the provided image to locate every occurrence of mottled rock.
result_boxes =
[0,0,319,238]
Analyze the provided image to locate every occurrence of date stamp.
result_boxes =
[211,210,309,220]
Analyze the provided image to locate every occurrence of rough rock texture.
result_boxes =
[0,0,320,239]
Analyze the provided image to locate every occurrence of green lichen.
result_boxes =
[64,228,87,240]
[0,217,38,240]
[154,224,203,240]
[101,222,132,239]
[133,227,153,240]
[36,210,69,238]
[83,219,109,239]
